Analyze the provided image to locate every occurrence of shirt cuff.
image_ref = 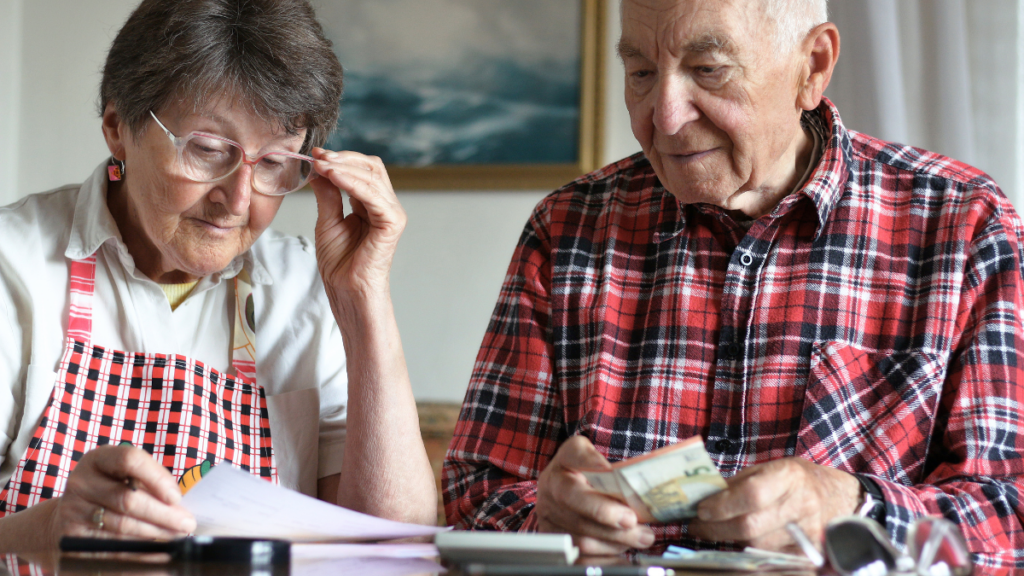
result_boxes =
[868,475,930,549]
[520,509,540,532]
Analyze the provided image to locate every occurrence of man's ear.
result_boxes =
[796,22,840,111]
[101,102,128,160]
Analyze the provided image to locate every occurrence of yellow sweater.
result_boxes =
[159,280,199,311]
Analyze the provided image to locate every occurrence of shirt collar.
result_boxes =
[651,97,852,243]
[791,97,852,239]
[64,161,273,285]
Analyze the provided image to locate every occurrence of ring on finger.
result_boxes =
[92,506,106,531]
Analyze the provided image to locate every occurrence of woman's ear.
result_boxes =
[101,102,127,160]
[796,22,840,111]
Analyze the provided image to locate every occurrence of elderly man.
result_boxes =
[443,0,1024,567]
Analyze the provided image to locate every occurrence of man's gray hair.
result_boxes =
[765,0,828,54]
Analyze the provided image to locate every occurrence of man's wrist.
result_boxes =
[854,475,886,525]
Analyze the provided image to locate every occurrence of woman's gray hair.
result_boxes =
[100,0,344,154]
[765,0,829,55]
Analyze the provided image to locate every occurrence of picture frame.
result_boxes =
[318,0,606,190]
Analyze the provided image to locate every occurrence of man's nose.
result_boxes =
[652,74,699,136]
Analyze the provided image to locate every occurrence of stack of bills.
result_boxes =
[579,436,727,523]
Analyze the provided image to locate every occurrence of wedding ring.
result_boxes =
[92,506,105,531]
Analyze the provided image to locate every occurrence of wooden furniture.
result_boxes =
[417,402,463,526]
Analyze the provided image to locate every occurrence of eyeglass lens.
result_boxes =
[826,522,899,576]
[182,134,313,195]
[909,518,973,576]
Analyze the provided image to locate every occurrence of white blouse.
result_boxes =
[0,163,348,496]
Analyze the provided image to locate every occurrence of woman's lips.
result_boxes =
[193,218,242,234]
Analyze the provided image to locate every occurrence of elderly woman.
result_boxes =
[0,0,435,550]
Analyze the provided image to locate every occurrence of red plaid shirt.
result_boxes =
[442,99,1024,568]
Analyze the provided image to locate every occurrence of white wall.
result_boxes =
[0,0,23,202]
[0,0,640,402]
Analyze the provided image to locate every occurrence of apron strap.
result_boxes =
[232,269,257,382]
[67,256,97,343]
[69,255,257,382]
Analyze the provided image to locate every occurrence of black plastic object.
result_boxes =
[60,536,290,566]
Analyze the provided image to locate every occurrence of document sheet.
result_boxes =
[181,465,448,541]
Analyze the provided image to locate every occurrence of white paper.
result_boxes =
[291,543,439,560]
[181,465,448,542]
[292,556,446,576]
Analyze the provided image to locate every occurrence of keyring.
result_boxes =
[92,506,105,531]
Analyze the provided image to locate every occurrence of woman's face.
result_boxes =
[103,97,306,283]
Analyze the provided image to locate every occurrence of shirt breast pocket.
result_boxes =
[795,341,946,485]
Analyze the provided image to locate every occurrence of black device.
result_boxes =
[59,536,290,566]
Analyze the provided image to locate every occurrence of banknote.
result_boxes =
[579,436,727,523]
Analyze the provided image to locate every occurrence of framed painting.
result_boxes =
[317,0,606,190]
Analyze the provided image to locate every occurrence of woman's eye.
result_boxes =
[188,139,229,157]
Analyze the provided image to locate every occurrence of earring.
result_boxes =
[107,157,126,181]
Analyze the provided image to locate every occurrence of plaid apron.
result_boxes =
[0,255,277,515]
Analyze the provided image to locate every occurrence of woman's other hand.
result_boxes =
[49,445,196,544]
[306,148,435,524]
[309,149,407,300]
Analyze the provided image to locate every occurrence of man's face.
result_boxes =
[620,0,808,207]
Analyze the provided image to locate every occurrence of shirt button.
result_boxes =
[724,342,741,360]
[740,253,754,266]
[715,439,733,452]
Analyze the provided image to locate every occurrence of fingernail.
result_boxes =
[618,511,636,529]
[638,527,656,547]
[182,517,197,533]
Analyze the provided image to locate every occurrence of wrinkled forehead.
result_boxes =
[619,0,770,59]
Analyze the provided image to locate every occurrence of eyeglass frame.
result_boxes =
[808,515,972,576]
[147,110,318,196]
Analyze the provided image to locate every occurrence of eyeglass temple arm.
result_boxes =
[785,522,825,567]
[148,110,184,146]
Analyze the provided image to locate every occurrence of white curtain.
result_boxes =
[826,0,1023,208]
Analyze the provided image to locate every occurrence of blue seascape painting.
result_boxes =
[318,0,582,166]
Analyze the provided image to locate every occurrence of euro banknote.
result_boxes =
[579,436,727,523]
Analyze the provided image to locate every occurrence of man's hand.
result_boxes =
[536,436,656,555]
[688,457,861,552]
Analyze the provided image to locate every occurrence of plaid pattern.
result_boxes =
[0,257,277,515]
[443,99,1024,568]
[4,554,45,576]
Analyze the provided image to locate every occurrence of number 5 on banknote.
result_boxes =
[578,436,728,523]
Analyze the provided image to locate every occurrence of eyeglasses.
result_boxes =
[148,111,317,196]
[815,516,973,576]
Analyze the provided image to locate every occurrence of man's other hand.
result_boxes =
[536,436,656,555]
[688,457,861,552]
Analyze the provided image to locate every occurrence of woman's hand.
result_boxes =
[306,149,436,525]
[47,445,196,544]
[309,149,407,300]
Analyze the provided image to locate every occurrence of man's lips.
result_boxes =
[663,148,717,162]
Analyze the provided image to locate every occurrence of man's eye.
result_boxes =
[629,69,655,84]
[695,66,720,75]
